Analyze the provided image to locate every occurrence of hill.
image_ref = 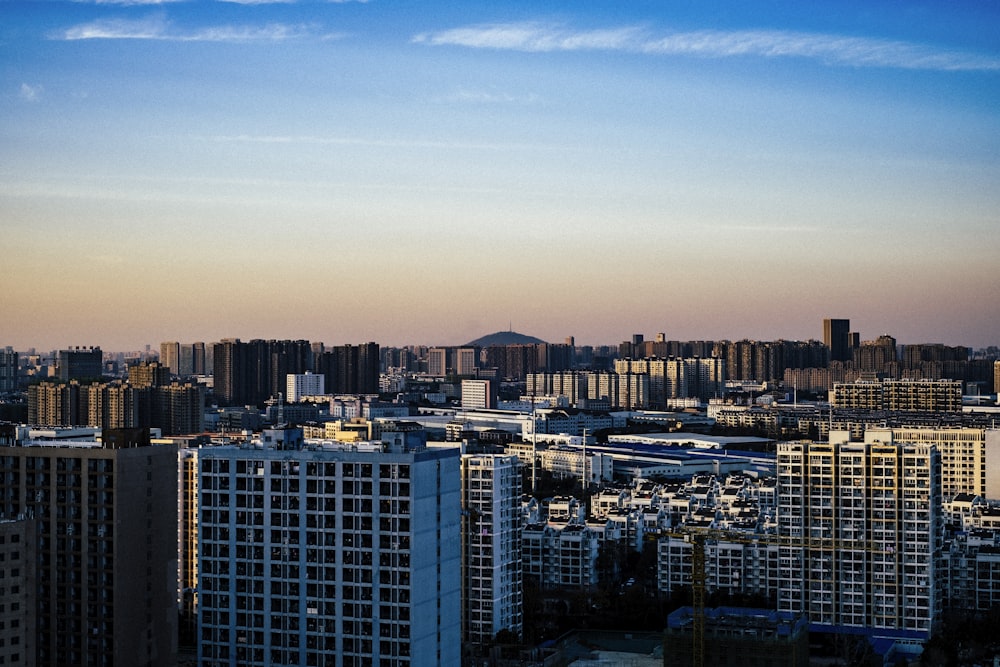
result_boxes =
[466,331,547,347]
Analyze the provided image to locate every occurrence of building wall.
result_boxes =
[197,441,460,667]
[776,440,942,636]
[0,518,35,667]
[0,434,178,666]
[461,454,523,645]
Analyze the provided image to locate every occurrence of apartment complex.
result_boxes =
[832,379,963,412]
[197,430,460,666]
[777,438,943,636]
[0,428,178,666]
[864,427,998,499]
[27,380,204,435]
[461,454,523,646]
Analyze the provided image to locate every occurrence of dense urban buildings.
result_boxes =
[0,426,178,666]
[1,319,999,665]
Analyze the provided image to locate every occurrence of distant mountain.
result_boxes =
[466,331,547,347]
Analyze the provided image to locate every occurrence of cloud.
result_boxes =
[438,89,539,105]
[414,22,1000,72]
[413,22,643,53]
[206,133,553,152]
[72,0,184,5]
[56,16,318,41]
[19,83,43,102]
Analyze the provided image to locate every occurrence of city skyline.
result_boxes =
[3,1,999,351]
[4,320,999,356]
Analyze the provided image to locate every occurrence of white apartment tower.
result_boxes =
[461,454,523,646]
[197,430,461,667]
[286,371,325,403]
[777,438,943,637]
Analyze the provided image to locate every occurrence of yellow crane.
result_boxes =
[669,528,889,667]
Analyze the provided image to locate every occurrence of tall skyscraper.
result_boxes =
[823,319,851,363]
[197,430,460,666]
[0,427,178,666]
[777,437,943,637]
[461,454,523,646]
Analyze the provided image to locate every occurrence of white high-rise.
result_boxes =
[286,371,325,403]
[461,454,523,646]
[777,438,943,636]
[197,429,461,666]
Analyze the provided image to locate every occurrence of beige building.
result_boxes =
[864,427,999,499]
[832,378,963,412]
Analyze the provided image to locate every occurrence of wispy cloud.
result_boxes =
[71,0,185,5]
[19,83,43,102]
[56,15,319,41]
[437,88,539,105]
[414,22,1000,72]
[206,133,555,152]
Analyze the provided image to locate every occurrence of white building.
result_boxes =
[461,379,494,410]
[286,371,324,403]
[461,455,523,645]
[777,439,943,637]
[197,428,461,666]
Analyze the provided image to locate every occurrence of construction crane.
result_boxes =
[668,527,888,667]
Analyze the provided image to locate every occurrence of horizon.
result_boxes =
[3,1,998,352]
[7,324,998,356]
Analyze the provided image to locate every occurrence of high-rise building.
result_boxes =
[286,371,325,403]
[154,382,205,435]
[864,427,997,500]
[427,348,448,377]
[823,319,851,363]
[160,341,180,374]
[455,347,478,377]
[212,339,313,406]
[56,347,103,381]
[0,347,18,393]
[317,343,380,395]
[832,379,963,412]
[776,438,943,637]
[0,428,178,666]
[130,361,172,388]
[197,430,460,666]
[461,454,522,646]
[178,447,199,649]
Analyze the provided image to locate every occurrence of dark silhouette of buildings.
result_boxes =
[211,338,312,406]
[56,347,103,381]
[315,342,380,394]
[823,319,852,363]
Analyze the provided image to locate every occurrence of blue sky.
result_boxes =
[2,0,999,351]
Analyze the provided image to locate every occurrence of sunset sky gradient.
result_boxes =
[2,1,998,351]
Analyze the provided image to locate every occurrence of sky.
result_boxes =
[2,0,999,352]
